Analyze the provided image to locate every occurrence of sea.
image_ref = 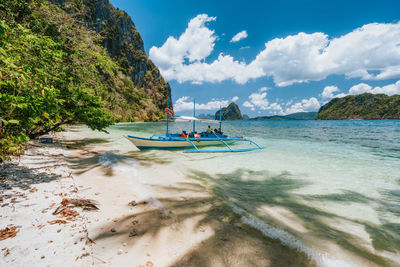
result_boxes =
[70,120,400,266]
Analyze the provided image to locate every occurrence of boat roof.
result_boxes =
[172,116,227,123]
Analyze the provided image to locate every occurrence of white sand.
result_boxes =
[1,132,313,267]
[0,135,93,266]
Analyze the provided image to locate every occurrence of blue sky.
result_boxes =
[110,0,400,117]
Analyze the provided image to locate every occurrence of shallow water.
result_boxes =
[70,120,400,266]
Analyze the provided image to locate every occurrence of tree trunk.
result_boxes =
[28,121,71,139]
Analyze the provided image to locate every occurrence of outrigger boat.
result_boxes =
[125,100,264,153]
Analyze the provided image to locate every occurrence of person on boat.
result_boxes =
[206,125,212,134]
[180,130,187,138]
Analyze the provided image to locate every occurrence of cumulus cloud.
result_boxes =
[259,87,270,92]
[321,85,340,99]
[285,97,321,114]
[348,83,372,94]
[230,30,248,43]
[242,88,284,114]
[174,96,229,112]
[150,16,400,86]
[149,14,217,70]
[320,80,400,102]
[231,96,239,102]
[348,80,400,96]
[247,91,269,110]
[252,22,400,86]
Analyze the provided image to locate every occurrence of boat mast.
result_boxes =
[166,98,169,136]
[219,106,222,131]
[193,99,196,132]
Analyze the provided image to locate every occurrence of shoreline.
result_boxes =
[0,131,314,266]
[1,127,398,266]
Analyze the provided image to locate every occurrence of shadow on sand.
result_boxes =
[86,168,398,266]
[0,158,63,192]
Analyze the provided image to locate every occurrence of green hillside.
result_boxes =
[250,112,318,120]
[0,0,170,160]
[316,93,400,120]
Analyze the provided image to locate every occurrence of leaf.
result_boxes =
[8,147,17,153]
[7,120,19,125]
[43,112,49,119]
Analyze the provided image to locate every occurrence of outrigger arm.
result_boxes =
[182,129,264,153]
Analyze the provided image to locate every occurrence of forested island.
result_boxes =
[250,112,318,120]
[316,93,400,120]
[215,102,243,120]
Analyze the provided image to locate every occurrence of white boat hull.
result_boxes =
[126,135,235,150]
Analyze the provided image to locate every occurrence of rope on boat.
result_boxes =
[210,129,233,151]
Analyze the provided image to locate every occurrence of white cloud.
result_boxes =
[149,14,217,70]
[230,30,248,43]
[321,80,400,102]
[285,97,321,114]
[348,83,372,94]
[348,80,400,96]
[242,88,284,114]
[259,87,270,92]
[321,85,340,99]
[150,17,400,86]
[333,93,348,98]
[247,91,269,110]
[174,96,229,112]
[231,96,239,102]
[268,102,284,114]
[242,101,254,107]
[240,46,251,50]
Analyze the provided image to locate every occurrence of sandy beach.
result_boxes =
[0,131,313,267]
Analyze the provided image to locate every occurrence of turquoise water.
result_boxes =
[72,120,400,266]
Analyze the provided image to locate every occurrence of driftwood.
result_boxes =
[0,226,20,240]
[53,198,99,215]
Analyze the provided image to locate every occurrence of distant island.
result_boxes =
[215,103,243,120]
[316,93,400,120]
[250,112,318,120]
[197,114,214,120]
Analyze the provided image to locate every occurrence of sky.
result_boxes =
[110,0,400,117]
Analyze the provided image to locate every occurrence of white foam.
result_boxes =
[229,203,355,267]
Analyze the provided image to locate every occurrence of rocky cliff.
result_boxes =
[215,103,243,120]
[316,93,400,120]
[49,0,172,118]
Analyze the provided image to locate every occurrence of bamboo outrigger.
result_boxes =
[125,100,264,153]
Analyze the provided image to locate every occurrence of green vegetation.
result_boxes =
[0,0,167,161]
[316,93,400,120]
[250,112,318,120]
[215,103,243,120]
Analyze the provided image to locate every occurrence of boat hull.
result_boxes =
[126,135,236,150]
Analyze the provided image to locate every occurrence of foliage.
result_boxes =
[316,93,400,120]
[0,0,172,161]
[250,112,318,121]
[0,1,125,160]
[52,0,172,114]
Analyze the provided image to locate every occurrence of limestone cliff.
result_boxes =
[49,0,172,119]
[215,103,243,120]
